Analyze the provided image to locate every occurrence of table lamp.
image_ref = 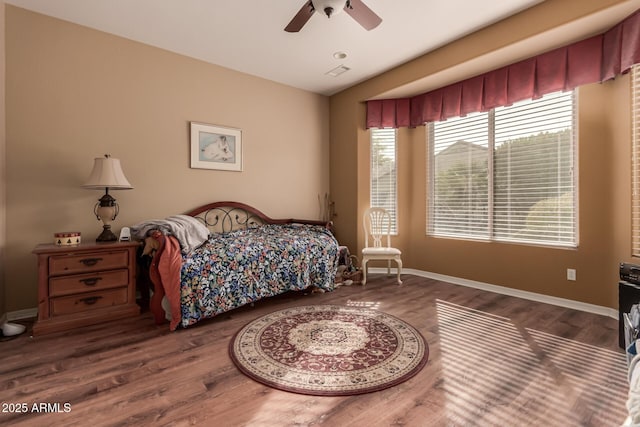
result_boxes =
[82,154,133,242]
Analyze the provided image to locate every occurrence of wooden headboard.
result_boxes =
[184,201,332,234]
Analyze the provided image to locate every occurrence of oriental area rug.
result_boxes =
[229,304,429,395]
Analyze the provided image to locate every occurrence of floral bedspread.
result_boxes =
[178,224,339,328]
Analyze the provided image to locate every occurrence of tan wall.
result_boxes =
[5,6,330,311]
[330,0,637,308]
[395,80,627,307]
[0,2,6,317]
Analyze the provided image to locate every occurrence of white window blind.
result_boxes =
[493,91,576,244]
[428,90,577,247]
[371,128,397,234]
[428,113,489,238]
[632,65,640,256]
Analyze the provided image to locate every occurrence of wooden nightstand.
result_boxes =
[32,241,140,336]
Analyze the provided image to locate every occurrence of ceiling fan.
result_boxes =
[285,0,382,33]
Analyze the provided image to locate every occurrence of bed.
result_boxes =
[132,201,339,330]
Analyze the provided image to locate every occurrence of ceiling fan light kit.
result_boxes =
[314,0,346,17]
[285,0,382,33]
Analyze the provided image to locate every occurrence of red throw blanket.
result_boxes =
[148,230,183,331]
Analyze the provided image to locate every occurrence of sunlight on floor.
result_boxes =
[346,299,381,310]
[436,299,629,426]
[243,392,341,426]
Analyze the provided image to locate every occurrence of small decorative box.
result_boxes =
[54,231,81,246]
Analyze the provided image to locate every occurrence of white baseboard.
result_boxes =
[368,267,619,319]
[6,308,37,322]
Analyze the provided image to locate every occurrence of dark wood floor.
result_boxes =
[0,274,629,427]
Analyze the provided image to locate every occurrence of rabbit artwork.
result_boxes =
[201,135,233,162]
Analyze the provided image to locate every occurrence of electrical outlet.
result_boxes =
[567,268,576,281]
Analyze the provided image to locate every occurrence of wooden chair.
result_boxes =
[362,207,402,285]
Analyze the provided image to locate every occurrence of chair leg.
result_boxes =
[387,259,391,276]
[362,259,368,286]
[396,259,403,285]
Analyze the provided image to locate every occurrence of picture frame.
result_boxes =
[190,122,242,171]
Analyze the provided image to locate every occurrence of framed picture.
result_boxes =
[190,122,242,171]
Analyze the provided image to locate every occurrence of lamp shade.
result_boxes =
[82,155,133,190]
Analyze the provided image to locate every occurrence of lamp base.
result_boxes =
[96,225,118,242]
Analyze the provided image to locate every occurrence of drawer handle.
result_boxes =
[79,296,103,305]
[79,277,102,287]
[79,257,103,267]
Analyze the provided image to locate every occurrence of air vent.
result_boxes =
[325,65,350,77]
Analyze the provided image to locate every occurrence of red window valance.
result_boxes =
[366,8,640,129]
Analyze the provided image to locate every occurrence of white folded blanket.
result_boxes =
[130,214,210,254]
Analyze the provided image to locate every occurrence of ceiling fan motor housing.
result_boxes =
[312,0,347,18]
[285,0,381,32]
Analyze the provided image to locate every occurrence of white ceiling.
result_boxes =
[5,0,552,96]
[6,1,640,97]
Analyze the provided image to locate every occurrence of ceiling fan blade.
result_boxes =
[344,0,382,31]
[285,1,315,32]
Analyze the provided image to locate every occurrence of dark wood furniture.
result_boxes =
[32,241,140,336]
[184,200,332,233]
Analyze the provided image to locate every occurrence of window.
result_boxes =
[633,65,640,256]
[370,128,397,234]
[428,90,577,247]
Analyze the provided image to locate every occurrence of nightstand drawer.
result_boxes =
[50,288,129,316]
[49,269,129,297]
[49,250,129,275]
